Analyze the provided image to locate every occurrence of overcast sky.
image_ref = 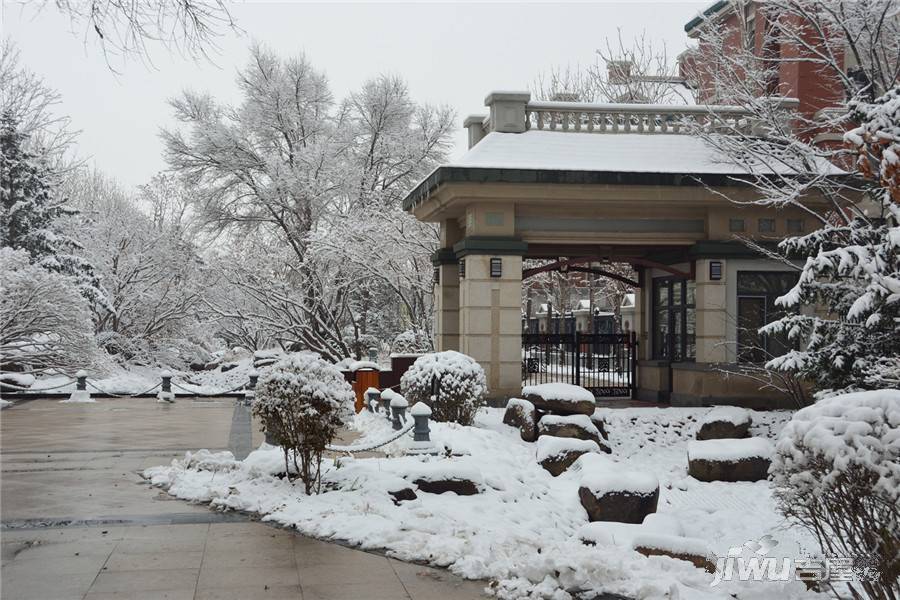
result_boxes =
[4,1,708,188]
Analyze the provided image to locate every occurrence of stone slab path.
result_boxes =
[1,397,488,599]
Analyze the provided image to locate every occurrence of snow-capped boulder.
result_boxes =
[522,383,595,416]
[404,463,483,496]
[536,435,601,476]
[503,398,537,442]
[696,406,752,440]
[579,469,659,524]
[253,349,284,369]
[687,437,773,482]
[538,414,610,453]
[590,410,609,441]
[632,533,717,573]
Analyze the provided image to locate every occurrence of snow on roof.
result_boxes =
[450,130,839,176]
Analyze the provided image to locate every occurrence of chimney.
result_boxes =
[607,60,632,84]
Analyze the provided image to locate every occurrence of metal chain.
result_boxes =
[325,419,415,453]
[170,380,248,396]
[86,381,161,398]
[0,379,76,392]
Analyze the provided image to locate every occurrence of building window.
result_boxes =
[787,218,804,234]
[729,218,746,232]
[652,278,696,361]
[736,271,799,363]
[758,218,776,233]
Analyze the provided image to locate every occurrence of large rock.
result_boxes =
[632,533,717,573]
[536,436,600,476]
[578,469,659,523]
[538,414,610,453]
[579,470,659,524]
[407,464,483,496]
[687,438,773,482]
[387,487,417,504]
[696,407,752,440]
[413,478,480,496]
[590,410,609,441]
[503,398,538,442]
[522,383,595,416]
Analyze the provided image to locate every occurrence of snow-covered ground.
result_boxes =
[143,405,826,599]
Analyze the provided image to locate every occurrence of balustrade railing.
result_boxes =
[525,100,753,135]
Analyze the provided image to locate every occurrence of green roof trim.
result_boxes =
[684,0,729,33]
[452,237,528,258]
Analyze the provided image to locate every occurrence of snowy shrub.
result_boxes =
[390,330,432,354]
[770,390,900,599]
[252,352,354,494]
[400,351,486,425]
[0,248,96,374]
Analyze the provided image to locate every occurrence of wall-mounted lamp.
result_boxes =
[709,261,723,281]
[459,259,466,279]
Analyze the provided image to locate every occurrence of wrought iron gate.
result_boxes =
[522,332,637,397]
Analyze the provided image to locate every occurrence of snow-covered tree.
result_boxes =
[0,41,78,165]
[0,248,96,374]
[0,113,108,309]
[63,169,211,368]
[163,46,453,360]
[533,30,694,104]
[689,0,900,397]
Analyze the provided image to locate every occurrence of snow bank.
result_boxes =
[397,462,484,486]
[631,533,715,561]
[536,435,600,462]
[0,373,35,388]
[579,513,682,547]
[700,406,752,426]
[688,437,774,462]
[522,382,594,402]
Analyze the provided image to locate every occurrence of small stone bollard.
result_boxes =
[364,387,380,412]
[390,394,408,430]
[157,370,175,403]
[380,389,395,419]
[67,370,91,402]
[407,402,436,455]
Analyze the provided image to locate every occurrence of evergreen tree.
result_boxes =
[0,111,108,310]
[765,85,900,395]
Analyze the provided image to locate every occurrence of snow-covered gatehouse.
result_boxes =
[402,92,843,407]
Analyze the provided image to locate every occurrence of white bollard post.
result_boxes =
[157,370,175,403]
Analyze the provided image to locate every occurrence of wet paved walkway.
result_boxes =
[1,397,488,599]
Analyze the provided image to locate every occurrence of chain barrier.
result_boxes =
[170,380,248,397]
[325,418,415,453]
[0,379,76,392]
[86,381,162,398]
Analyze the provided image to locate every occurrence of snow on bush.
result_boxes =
[400,351,486,425]
[771,389,900,598]
[252,352,355,493]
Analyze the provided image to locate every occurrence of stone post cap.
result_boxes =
[463,114,487,127]
[160,370,172,378]
[484,91,531,106]
[75,370,88,378]
[410,402,432,417]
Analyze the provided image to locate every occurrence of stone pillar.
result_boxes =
[484,91,530,134]
[634,269,647,360]
[457,251,524,401]
[433,219,463,351]
[464,114,488,148]
[694,259,728,363]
